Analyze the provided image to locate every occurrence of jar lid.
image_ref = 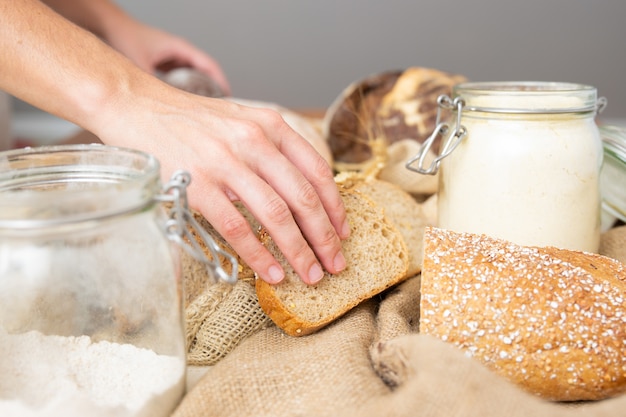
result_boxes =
[600,125,626,225]
[453,81,602,114]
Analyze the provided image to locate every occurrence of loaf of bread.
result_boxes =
[256,187,409,336]
[420,226,626,401]
[323,67,467,164]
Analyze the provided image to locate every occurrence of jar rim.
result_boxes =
[453,81,601,114]
[0,144,162,229]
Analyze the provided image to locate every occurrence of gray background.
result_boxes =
[13,0,626,120]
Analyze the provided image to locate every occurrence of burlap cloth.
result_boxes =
[176,138,626,416]
[174,220,626,417]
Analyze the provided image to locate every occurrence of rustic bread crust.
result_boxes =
[255,276,337,336]
[420,226,626,401]
[256,259,410,337]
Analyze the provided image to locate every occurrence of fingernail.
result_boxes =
[334,251,346,272]
[308,263,324,285]
[340,219,351,239]
[268,265,284,284]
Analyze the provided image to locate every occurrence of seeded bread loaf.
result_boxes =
[255,188,409,336]
[420,226,626,401]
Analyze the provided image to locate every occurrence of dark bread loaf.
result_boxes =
[420,226,626,401]
[323,67,467,163]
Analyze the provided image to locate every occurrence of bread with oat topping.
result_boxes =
[419,226,626,401]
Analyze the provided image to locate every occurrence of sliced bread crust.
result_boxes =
[256,188,409,336]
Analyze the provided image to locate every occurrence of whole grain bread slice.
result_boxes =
[348,177,428,277]
[255,187,409,336]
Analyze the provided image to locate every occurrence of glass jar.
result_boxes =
[0,144,236,416]
[407,81,605,252]
[599,125,626,231]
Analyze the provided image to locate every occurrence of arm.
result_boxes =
[41,0,230,94]
[0,0,349,285]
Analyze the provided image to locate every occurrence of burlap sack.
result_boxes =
[348,334,626,417]
[185,279,272,366]
[600,224,626,264]
[174,226,626,417]
[182,206,271,367]
[174,301,391,417]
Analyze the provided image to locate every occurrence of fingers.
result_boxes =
[242,106,350,240]
[135,95,347,286]
[192,161,325,286]
[230,109,349,282]
[272,119,351,242]
[233,165,341,285]
[195,187,286,285]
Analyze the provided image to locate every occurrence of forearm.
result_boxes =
[40,0,133,42]
[0,0,156,133]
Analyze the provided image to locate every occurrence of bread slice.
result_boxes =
[255,188,409,336]
[348,177,428,277]
[420,226,626,401]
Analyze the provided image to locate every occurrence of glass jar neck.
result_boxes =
[0,144,161,229]
[453,81,600,115]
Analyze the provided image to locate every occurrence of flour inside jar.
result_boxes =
[0,328,185,417]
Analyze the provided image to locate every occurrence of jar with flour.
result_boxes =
[407,81,605,252]
[0,144,237,416]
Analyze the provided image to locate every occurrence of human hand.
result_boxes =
[38,0,230,95]
[106,20,231,96]
[94,82,349,285]
[2,0,343,285]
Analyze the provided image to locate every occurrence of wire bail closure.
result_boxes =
[158,170,238,284]
[406,95,467,175]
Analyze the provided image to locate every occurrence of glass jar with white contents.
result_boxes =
[407,81,605,252]
[0,144,237,417]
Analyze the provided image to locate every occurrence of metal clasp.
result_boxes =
[597,96,608,114]
[406,95,467,175]
[157,170,238,284]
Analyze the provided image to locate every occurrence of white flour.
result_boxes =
[0,328,185,417]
